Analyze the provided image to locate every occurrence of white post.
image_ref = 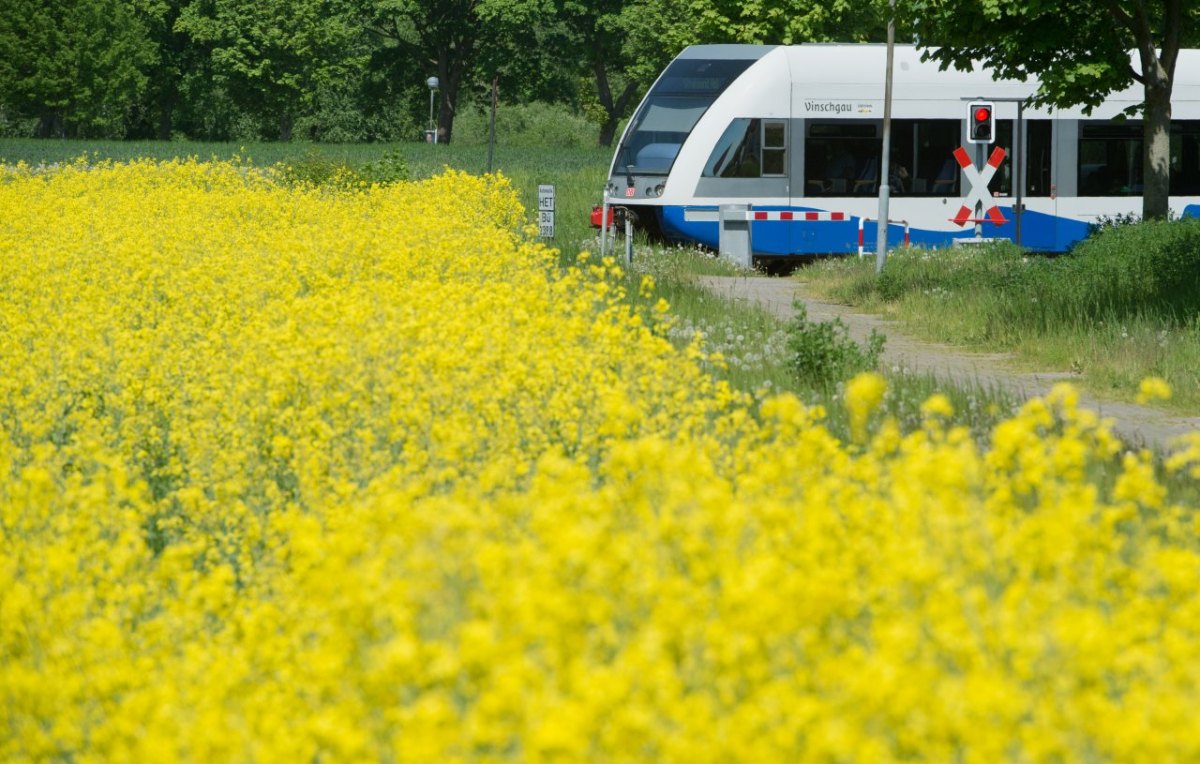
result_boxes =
[875,0,895,274]
[624,213,633,266]
[599,194,610,258]
[975,143,984,239]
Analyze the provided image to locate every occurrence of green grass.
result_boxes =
[798,229,1200,414]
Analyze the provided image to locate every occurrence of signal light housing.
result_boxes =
[967,101,995,144]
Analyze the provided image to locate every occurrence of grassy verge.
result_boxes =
[621,240,1197,499]
[797,225,1200,414]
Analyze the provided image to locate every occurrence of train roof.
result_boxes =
[675,43,1200,119]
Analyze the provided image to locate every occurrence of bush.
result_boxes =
[272,150,355,188]
[875,242,1032,302]
[273,148,409,189]
[1063,217,1200,321]
[0,109,37,138]
[356,149,410,185]
[786,301,886,388]
[451,101,597,148]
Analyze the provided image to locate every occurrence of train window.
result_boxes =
[703,119,787,178]
[897,120,963,197]
[809,123,876,139]
[1170,121,1200,195]
[1079,120,1200,195]
[1025,120,1053,197]
[1079,122,1143,195]
[990,121,1014,196]
[804,119,959,196]
[762,121,787,176]
[803,123,879,195]
[616,57,756,176]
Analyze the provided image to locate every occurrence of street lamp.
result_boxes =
[426,76,439,144]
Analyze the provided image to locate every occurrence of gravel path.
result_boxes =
[699,274,1200,453]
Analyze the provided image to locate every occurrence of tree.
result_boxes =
[551,0,888,148]
[651,0,886,46]
[553,0,645,147]
[0,0,155,137]
[177,0,364,140]
[900,0,1200,219]
[124,0,197,139]
[360,0,546,144]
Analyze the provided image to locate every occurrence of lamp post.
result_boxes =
[426,76,439,144]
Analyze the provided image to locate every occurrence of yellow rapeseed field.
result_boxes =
[3,159,1200,762]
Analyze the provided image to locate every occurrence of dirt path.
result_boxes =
[699,275,1200,453]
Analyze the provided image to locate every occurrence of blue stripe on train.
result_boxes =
[659,206,1091,255]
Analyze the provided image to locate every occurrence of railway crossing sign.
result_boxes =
[538,184,555,238]
[951,145,1008,227]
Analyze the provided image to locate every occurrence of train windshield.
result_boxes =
[615,57,757,176]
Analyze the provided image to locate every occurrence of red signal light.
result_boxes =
[967,101,995,144]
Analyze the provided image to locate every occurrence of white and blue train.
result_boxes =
[600,44,1200,256]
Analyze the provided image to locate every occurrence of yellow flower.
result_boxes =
[845,371,887,441]
[920,392,955,419]
[1,158,1196,763]
[1136,375,1172,404]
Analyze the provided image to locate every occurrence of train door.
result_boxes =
[1014,119,1059,250]
[698,117,792,254]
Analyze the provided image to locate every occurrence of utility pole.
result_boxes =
[875,0,895,274]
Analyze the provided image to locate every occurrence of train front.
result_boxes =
[596,46,771,240]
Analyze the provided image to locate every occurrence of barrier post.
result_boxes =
[861,217,909,257]
[718,204,752,267]
[624,212,633,266]
[599,194,610,258]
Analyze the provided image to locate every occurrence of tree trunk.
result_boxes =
[35,111,64,139]
[1128,0,1180,220]
[598,117,620,148]
[1142,81,1172,220]
[436,57,472,145]
[157,96,174,141]
[437,90,454,144]
[592,58,639,148]
[279,112,294,142]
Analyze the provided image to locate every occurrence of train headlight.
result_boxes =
[654,183,666,197]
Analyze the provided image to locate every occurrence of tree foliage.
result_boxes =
[667,0,885,45]
[177,0,365,140]
[0,0,156,137]
[359,0,554,143]
[900,0,1200,218]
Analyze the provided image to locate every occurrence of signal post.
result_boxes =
[966,101,996,239]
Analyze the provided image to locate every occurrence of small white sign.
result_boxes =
[537,185,555,237]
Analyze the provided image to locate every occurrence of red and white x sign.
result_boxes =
[951,145,1008,227]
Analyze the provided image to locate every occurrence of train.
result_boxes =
[597,43,1200,257]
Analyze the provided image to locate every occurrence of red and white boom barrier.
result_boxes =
[858,217,911,258]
